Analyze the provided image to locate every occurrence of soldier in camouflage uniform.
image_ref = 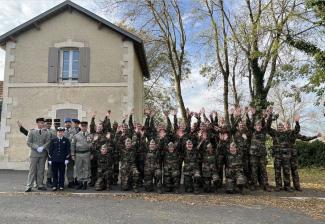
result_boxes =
[183,139,200,194]
[225,141,246,194]
[246,109,271,191]
[119,138,140,192]
[216,132,230,188]
[268,120,297,191]
[163,142,180,193]
[285,121,320,191]
[230,110,251,186]
[201,143,219,193]
[143,139,162,193]
[89,114,108,187]
[95,144,114,191]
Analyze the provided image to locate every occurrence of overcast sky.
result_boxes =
[0,0,324,135]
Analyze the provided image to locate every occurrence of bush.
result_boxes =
[296,140,325,168]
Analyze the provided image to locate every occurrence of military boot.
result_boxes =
[82,182,88,190]
[294,186,302,192]
[76,182,83,190]
[46,178,53,187]
[284,186,293,192]
[263,185,272,192]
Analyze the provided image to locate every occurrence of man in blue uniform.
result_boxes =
[48,127,71,191]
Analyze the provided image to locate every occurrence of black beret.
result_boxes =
[80,121,88,126]
[54,119,61,123]
[36,117,45,123]
[45,118,52,123]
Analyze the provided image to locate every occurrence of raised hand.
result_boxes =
[144,108,150,116]
[17,121,22,128]
[173,109,177,116]
[163,111,169,117]
[294,115,300,122]
[92,111,97,118]
[229,107,235,115]
[106,110,111,117]
[317,132,322,137]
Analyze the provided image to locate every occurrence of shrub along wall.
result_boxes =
[296,140,325,168]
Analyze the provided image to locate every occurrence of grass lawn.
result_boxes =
[267,167,325,191]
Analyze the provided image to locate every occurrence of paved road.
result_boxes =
[0,170,324,224]
[0,194,324,224]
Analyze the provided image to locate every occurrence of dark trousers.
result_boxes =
[52,162,66,188]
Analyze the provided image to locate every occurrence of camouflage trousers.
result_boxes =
[250,155,268,187]
[90,159,98,185]
[202,174,219,193]
[95,170,113,191]
[143,168,162,192]
[274,154,291,188]
[120,162,139,191]
[217,154,226,187]
[242,152,251,184]
[225,168,246,192]
[113,161,119,184]
[184,170,201,192]
[164,168,180,192]
[290,153,300,189]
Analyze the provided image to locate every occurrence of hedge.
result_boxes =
[296,140,325,168]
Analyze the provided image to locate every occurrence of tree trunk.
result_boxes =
[231,73,240,106]
[223,75,230,125]
[175,77,188,124]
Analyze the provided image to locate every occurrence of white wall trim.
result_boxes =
[122,40,135,112]
[54,39,85,48]
[6,82,128,88]
[0,41,16,162]
[48,103,87,121]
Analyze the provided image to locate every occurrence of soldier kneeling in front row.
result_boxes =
[163,142,180,194]
[120,138,140,192]
[95,144,114,191]
[202,143,219,193]
[225,141,246,194]
[143,139,162,193]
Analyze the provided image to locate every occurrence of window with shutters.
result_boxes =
[59,48,80,82]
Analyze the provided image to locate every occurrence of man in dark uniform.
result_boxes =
[48,127,71,191]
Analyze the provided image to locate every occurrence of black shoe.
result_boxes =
[25,187,32,192]
[38,187,47,191]
[134,188,139,193]
[275,186,281,192]
[82,182,87,190]
[59,187,64,191]
[52,187,57,191]
[68,182,74,188]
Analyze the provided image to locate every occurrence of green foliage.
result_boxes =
[296,140,325,167]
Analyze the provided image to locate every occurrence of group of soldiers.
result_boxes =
[21,105,321,193]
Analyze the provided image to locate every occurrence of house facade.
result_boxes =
[0,1,149,169]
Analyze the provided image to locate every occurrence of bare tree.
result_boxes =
[100,0,191,123]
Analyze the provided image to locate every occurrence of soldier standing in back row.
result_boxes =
[64,118,76,188]
[268,114,300,192]
[285,121,321,191]
[246,108,271,191]
[25,118,50,192]
[71,121,93,190]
